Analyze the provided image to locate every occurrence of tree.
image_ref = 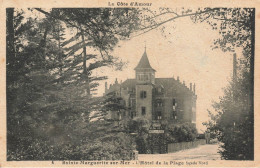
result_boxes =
[195,8,255,160]
[35,8,141,95]
[6,9,64,155]
[203,63,253,160]
[97,92,126,120]
[6,8,142,160]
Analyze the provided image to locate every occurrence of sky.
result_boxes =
[96,16,241,131]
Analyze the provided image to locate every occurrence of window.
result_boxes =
[156,100,163,107]
[138,74,141,80]
[142,107,146,115]
[157,111,162,120]
[172,111,177,119]
[172,99,177,110]
[138,73,149,81]
[173,99,176,106]
[131,111,136,118]
[140,91,147,98]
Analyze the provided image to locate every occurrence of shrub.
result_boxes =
[166,122,198,143]
[7,120,136,160]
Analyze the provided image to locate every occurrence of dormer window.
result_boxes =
[156,85,164,94]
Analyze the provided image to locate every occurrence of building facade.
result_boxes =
[104,49,197,124]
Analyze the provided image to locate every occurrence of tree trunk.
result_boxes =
[6,8,16,113]
[249,9,254,114]
[6,7,19,153]
[248,8,255,160]
[39,25,50,63]
[57,25,63,76]
[80,25,91,96]
[6,8,15,81]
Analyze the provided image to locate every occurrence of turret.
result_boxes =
[134,47,154,120]
[134,48,156,85]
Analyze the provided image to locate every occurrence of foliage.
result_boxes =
[123,118,198,154]
[203,66,254,160]
[95,92,127,121]
[121,118,150,154]
[8,120,135,160]
[6,8,141,160]
[166,122,197,143]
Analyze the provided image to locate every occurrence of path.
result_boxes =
[138,144,221,160]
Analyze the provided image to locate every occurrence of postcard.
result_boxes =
[0,0,260,167]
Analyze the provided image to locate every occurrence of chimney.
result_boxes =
[183,80,185,86]
[193,83,196,94]
[115,78,118,84]
[190,83,192,90]
[177,76,180,81]
[105,82,108,92]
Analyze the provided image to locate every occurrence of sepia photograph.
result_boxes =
[1,1,260,167]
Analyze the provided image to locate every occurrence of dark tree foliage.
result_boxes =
[122,118,150,154]
[6,8,141,160]
[97,92,127,121]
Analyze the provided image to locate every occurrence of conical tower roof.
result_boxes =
[134,50,155,71]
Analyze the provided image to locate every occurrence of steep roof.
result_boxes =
[121,79,136,89]
[134,50,155,71]
[121,78,194,96]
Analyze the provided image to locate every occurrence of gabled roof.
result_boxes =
[134,50,155,71]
